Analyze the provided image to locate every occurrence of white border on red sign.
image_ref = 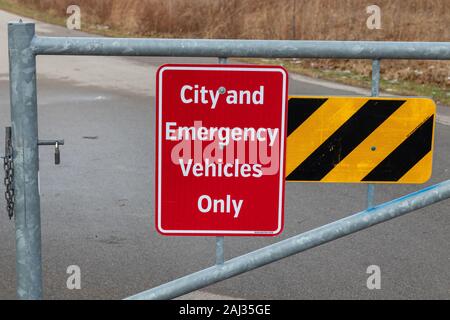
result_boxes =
[157,65,287,235]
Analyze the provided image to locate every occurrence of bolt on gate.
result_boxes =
[6,21,450,299]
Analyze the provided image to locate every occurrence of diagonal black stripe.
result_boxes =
[287,98,328,135]
[362,115,434,182]
[286,99,406,181]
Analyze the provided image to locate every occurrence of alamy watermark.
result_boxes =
[366,5,382,30]
[366,265,381,290]
[66,5,81,30]
[66,265,81,290]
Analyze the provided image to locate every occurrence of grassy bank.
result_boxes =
[0,0,448,104]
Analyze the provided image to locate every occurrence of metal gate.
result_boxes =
[6,21,450,299]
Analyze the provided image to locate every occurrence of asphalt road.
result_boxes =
[0,11,449,300]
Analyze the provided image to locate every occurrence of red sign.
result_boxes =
[156,64,288,236]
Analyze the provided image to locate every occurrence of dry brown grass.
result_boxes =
[4,0,450,99]
[11,0,450,41]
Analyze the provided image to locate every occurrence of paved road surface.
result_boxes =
[0,10,448,299]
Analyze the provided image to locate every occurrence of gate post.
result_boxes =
[8,22,43,299]
[366,59,381,209]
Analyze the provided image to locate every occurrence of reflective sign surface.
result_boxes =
[286,96,436,183]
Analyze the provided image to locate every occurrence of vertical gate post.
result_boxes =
[8,22,43,299]
[366,59,381,209]
[215,57,227,266]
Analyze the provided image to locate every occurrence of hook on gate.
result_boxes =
[38,139,64,165]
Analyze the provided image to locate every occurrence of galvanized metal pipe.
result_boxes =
[367,184,375,209]
[214,57,228,266]
[37,139,64,146]
[371,59,381,96]
[8,22,43,299]
[367,59,381,209]
[31,37,450,60]
[126,179,450,300]
[215,236,224,265]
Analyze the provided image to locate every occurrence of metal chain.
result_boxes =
[3,127,14,219]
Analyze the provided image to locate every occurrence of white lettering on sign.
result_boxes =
[179,159,263,178]
[197,194,243,218]
[165,121,279,147]
[180,85,264,109]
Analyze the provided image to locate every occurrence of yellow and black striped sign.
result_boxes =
[286,96,436,183]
